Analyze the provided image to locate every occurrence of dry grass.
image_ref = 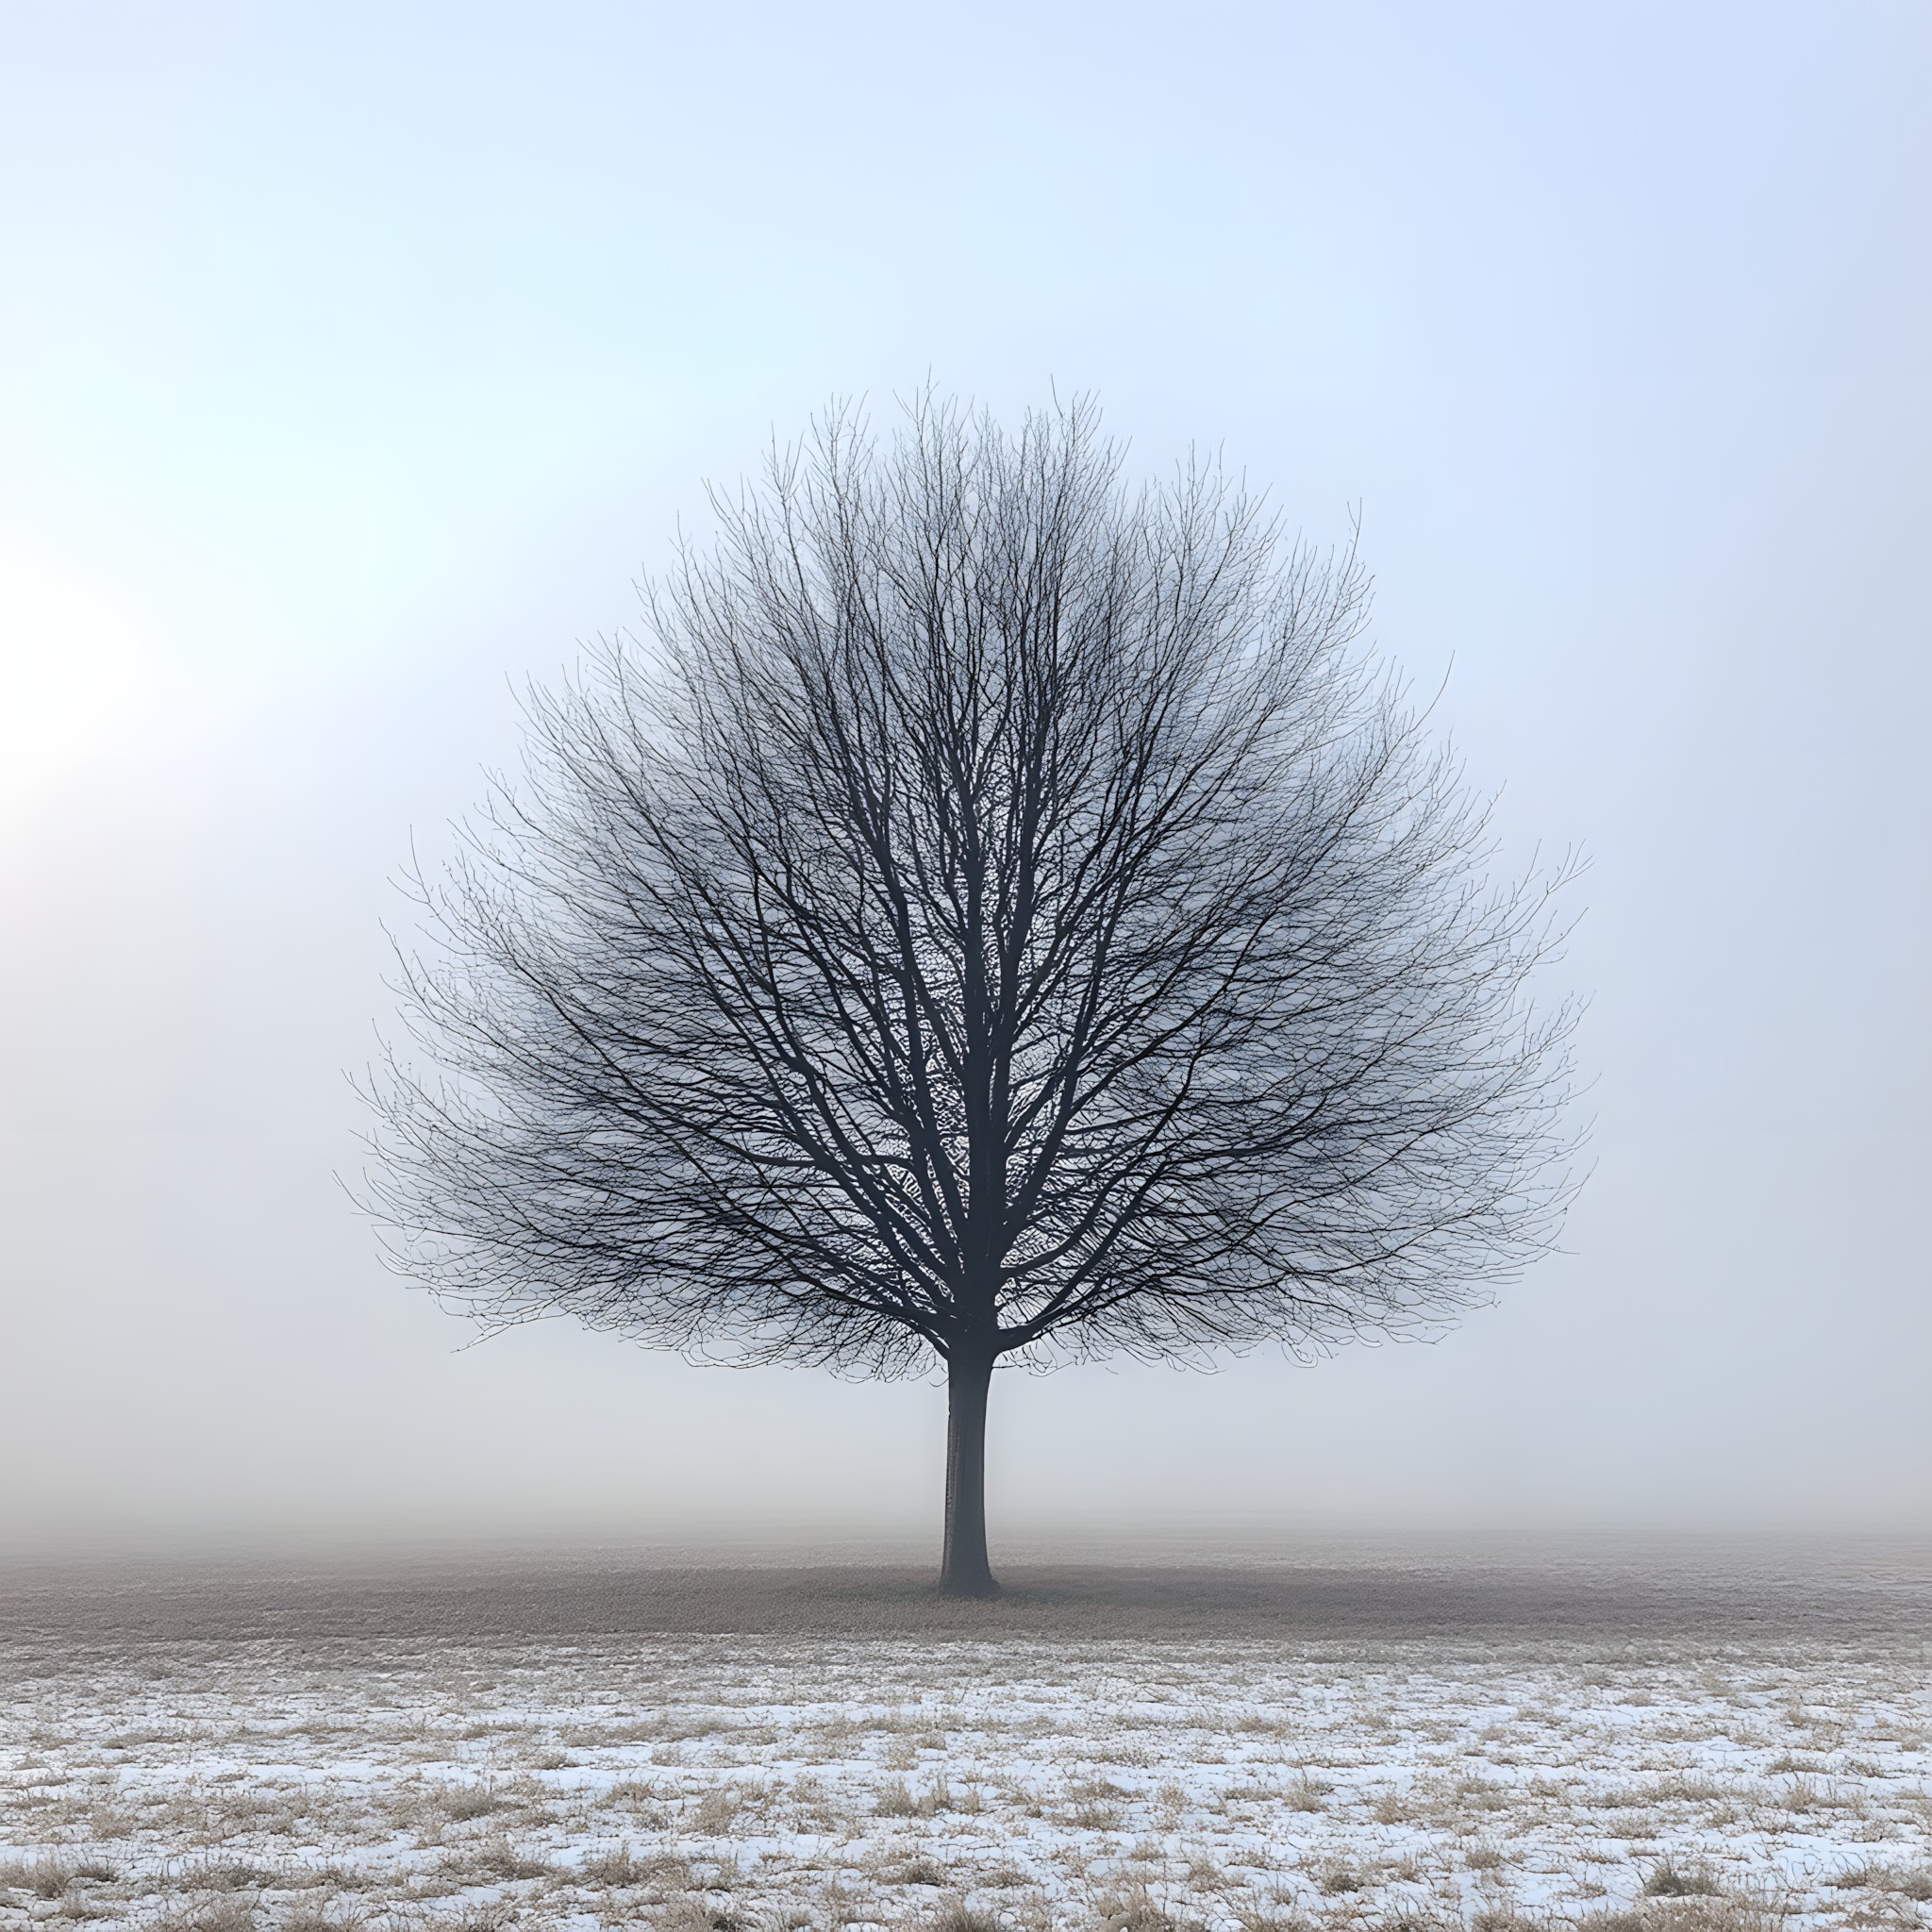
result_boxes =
[1582,1904,1788,1932]
[927,1902,1009,1932]
[1644,1860,1724,1898]
[1095,1880,1184,1932]
[0,1857,83,1898]
[148,1902,258,1932]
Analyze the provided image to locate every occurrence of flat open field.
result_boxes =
[3,1541,1928,1932]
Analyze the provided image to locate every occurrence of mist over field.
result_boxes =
[2,3,1928,1556]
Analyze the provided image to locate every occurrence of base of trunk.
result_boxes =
[937,1571,1002,1600]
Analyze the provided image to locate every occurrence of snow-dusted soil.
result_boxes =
[2,1553,1927,1932]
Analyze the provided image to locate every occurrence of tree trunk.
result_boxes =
[939,1347,998,1597]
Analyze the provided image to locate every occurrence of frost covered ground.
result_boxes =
[2,1544,1927,1932]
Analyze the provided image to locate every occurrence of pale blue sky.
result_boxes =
[2,3,1927,1544]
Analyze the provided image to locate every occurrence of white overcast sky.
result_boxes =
[2,2,1927,1550]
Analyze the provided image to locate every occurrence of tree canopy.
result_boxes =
[362,393,1580,1593]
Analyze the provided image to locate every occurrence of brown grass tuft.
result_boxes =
[1095,1881,1185,1932]
[1644,1860,1724,1898]
[0,1859,75,1900]
[927,1905,1008,1932]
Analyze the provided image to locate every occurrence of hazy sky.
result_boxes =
[3,2,1927,1549]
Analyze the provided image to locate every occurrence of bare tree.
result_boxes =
[361,393,1580,1597]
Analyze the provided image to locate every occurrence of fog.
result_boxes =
[2,3,1927,1553]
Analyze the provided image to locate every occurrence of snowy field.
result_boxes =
[2,1545,1928,1932]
